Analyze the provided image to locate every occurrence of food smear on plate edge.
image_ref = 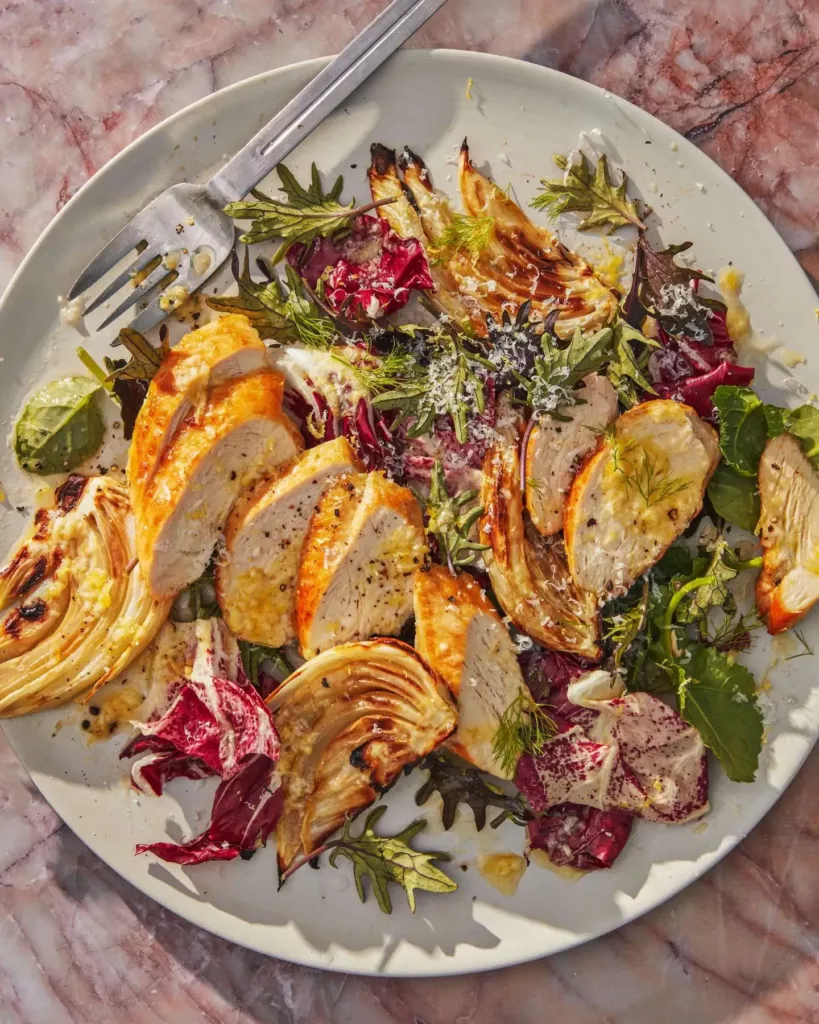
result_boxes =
[1,137,815,915]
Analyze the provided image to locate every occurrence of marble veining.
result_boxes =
[1,0,819,1020]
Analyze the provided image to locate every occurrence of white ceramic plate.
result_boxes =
[2,50,819,978]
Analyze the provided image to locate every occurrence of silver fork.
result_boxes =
[68,0,449,336]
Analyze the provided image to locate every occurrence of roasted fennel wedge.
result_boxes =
[0,475,170,716]
[267,638,457,874]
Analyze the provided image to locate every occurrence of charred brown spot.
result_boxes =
[16,555,49,597]
[349,743,369,771]
[33,509,52,539]
[369,142,396,176]
[18,599,47,621]
[667,508,679,521]
[55,474,89,514]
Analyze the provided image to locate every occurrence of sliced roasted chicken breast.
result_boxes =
[481,444,600,659]
[296,472,428,658]
[268,639,457,873]
[756,433,819,633]
[129,314,268,488]
[136,369,303,600]
[0,476,170,716]
[525,374,619,537]
[414,565,527,779]
[368,142,618,338]
[216,437,364,647]
[565,399,720,598]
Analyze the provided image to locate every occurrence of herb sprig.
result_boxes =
[414,460,489,572]
[492,690,557,779]
[532,152,646,234]
[224,163,395,263]
[429,212,495,264]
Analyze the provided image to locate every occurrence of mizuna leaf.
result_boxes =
[326,806,457,914]
[413,459,489,571]
[531,152,646,234]
[414,752,530,831]
[224,162,392,262]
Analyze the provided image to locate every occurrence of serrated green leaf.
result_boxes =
[675,538,738,625]
[531,152,645,234]
[607,318,659,406]
[413,459,489,571]
[415,752,530,831]
[327,806,457,913]
[224,162,356,259]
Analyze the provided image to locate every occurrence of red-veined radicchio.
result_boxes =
[516,670,708,825]
[528,803,633,871]
[289,215,433,318]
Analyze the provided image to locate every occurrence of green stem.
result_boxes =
[662,575,714,660]
[732,556,762,571]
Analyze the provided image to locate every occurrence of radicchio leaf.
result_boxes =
[516,671,709,825]
[528,803,633,871]
[289,215,433,319]
[122,621,283,866]
[135,755,282,865]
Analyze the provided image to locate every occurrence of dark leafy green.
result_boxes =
[414,753,530,831]
[15,376,104,475]
[707,463,760,532]
[676,646,762,783]
[711,386,768,477]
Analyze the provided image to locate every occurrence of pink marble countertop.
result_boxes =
[2,1,819,1020]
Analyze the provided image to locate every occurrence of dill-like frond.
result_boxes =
[429,213,494,265]
[492,691,557,778]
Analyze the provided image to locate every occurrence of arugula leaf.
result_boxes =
[711,386,768,477]
[414,752,530,831]
[707,463,760,532]
[429,212,494,264]
[207,249,300,342]
[326,806,457,913]
[607,318,660,407]
[492,690,557,778]
[676,646,763,783]
[14,376,104,475]
[224,162,392,262]
[414,459,488,571]
[531,152,645,234]
[207,252,335,348]
[512,325,614,414]
[103,327,166,383]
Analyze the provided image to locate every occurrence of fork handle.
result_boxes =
[206,0,448,206]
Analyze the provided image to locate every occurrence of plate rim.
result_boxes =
[2,47,818,978]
